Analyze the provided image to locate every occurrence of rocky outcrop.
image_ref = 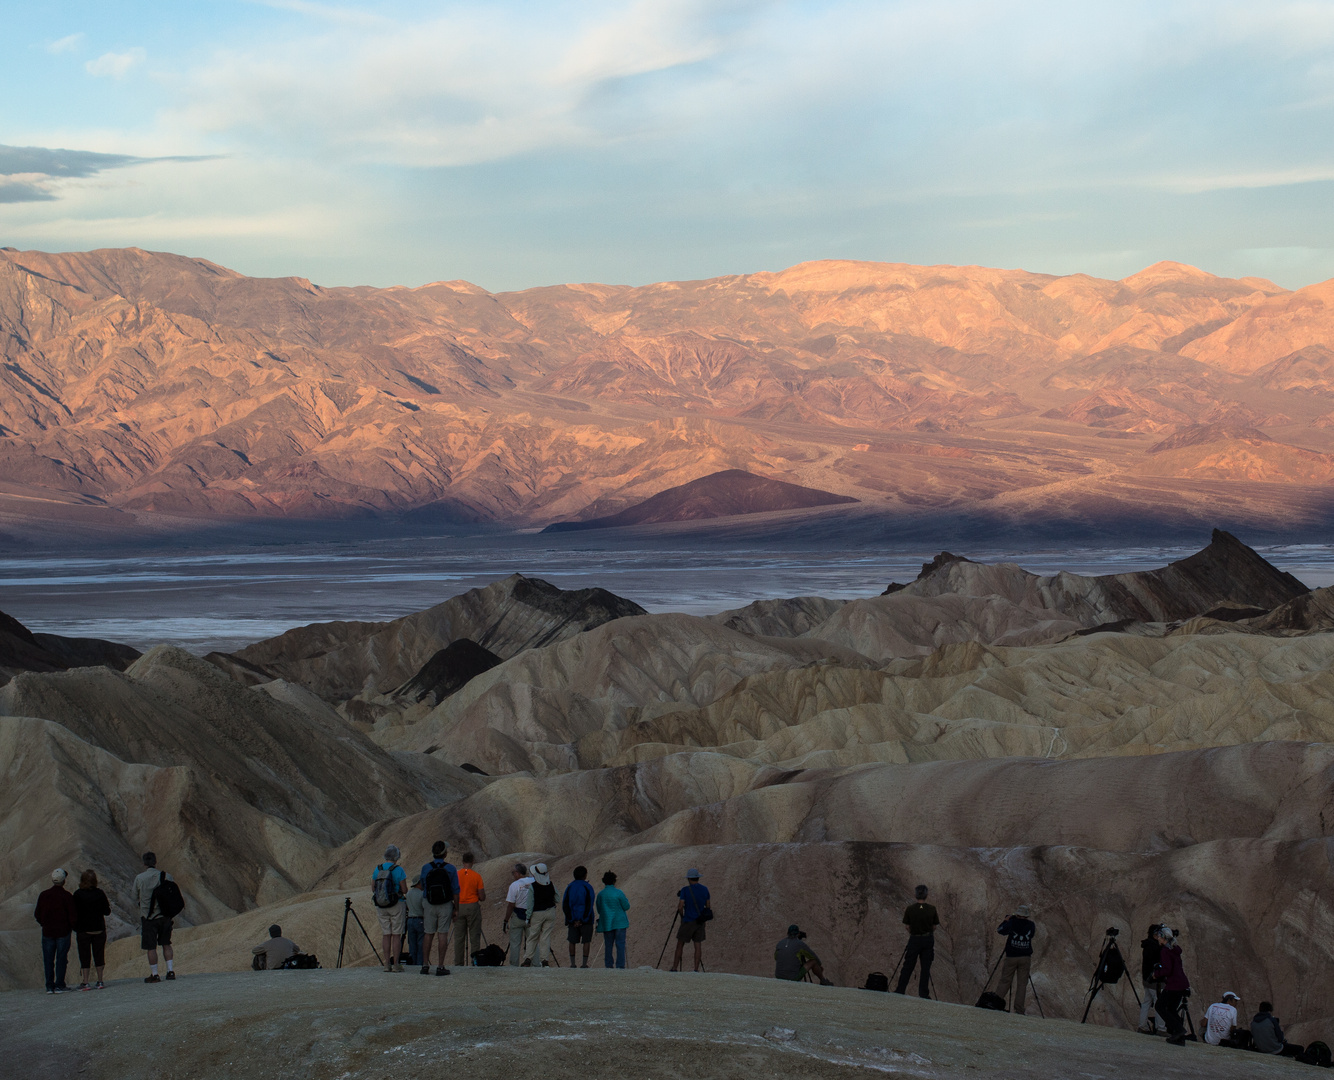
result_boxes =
[391,639,502,705]
[0,607,140,681]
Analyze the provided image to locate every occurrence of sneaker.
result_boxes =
[580,962,589,969]
[819,977,834,986]
[95,982,105,990]
[420,965,431,975]
[46,989,55,995]
[1166,1035,1186,1046]
[165,972,176,981]
[435,966,450,976]
[144,975,160,983]
[520,959,532,967]
[541,960,549,967]
[391,964,403,973]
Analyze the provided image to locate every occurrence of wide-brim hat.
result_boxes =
[1015,904,1031,918]
[531,863,551,885]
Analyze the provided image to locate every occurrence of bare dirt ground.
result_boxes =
[1,968,1304,1080]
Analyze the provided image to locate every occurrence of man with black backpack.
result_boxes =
[419,841,458,976]
[371,844,408,973]
[133,852,183,983]
[522,863,558,967]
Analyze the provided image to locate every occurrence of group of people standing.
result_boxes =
[502,862,633,968]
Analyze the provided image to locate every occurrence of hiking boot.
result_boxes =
[1166,1035,1186,1046]
[581,962,589,968]
[435,966,450,976]
[144,975,160,983]
[541,960,550,967]
[819,977,834,986]
[165,971,176,981]
[420,965,431,975]
[391,964,403,972]
[520,959,532,967]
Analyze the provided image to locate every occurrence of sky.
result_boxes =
[3,0,1334,291]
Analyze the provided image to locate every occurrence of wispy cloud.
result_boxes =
[0,144,214,203]
[47,33,85,55]
[86,48,146,79]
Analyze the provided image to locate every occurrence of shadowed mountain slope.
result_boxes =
[0,608,140,681]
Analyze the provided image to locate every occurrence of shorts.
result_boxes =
[677,919,706,943]
[141,917,173,951]
[375,901,406,936]
[567,921,595,945]
[422,901,453,935]
[77,931,107,968]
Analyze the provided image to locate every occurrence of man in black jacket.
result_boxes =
[1137,925,1163,1033]
[994,904,1035,1014]
[894,885,939,998]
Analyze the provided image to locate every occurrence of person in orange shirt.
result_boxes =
[453,852,486,965]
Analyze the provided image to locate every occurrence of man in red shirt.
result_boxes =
[34,868,78,994]
[453,852,486,965]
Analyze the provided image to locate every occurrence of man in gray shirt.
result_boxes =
[252,924,299,970]
[132,852,176,983]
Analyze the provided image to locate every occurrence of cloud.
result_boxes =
[0,144,214,203]
[47,33,85,55]
[85,48,146,79]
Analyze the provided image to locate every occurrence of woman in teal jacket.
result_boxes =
[595,871,631,968]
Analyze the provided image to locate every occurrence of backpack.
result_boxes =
[863,971,889,992]
[472,944,506,967]
[531,881,556,911]
[976,991,1007,1011]
[1096,945,1126,984]
[373,864,401,908]
[280,953,321,970]
[424,863,454,907]
[149,873,185,920]
[1300,1042,1333,1068]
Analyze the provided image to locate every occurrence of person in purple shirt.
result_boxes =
[670,869,710,972]
[419,841,460,976]
[1152,926,1191,1045]
[562,866,597,968]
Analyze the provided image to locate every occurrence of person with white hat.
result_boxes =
[670,868,711,973]
[521,863,558,967]
[994,904,1037,1014]
[1205,991,1242,1046]
[33,868,77,994]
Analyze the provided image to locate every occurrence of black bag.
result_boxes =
[252,954,266,971]
[1225,1030,1254,1050]
[863,971,889,992]
[1300,1041,1333,1068]
[424,864,454,907]
[976,991,1007,1011]
[688,883,713,923]
[280,953,321,970]
[1096,946,1126,984]
[472,944,506,967]
[149,873,185,920]
[373,864,401,908]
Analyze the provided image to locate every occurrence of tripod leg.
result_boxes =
[1029,976,1045,1018]
[1081,982,1102,1024]
[351,905,384,967]
[889,942,908,983]
[337,903,351,969]
[656,913,679,969]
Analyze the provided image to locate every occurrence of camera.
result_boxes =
[1105,927,1119,937]
[796,930,807,939]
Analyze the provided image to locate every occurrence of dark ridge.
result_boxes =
[1,607,140,680]
[509,576,647,631]
[459,762,489,776]
[1148,423,1272,454]
[541,469,857,532]
[394,639,502,704]
[916,552,972,579]
[881,582,909,595]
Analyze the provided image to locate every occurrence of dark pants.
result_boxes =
[603,929,626,968]
[406,917,424,966]
[42,935,71,991]
[895,933,934,998]
[1157,990,1186,1037]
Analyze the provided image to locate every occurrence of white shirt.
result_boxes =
[1204,1002,1238,1045]
[506,876,533,912]
[133,867,173,919]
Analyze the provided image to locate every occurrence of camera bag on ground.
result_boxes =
[976,991,1007,1011]
[373,865,400,908]
[279,953,321,970]
[472,944,506,967]
[1300,1041,1333,1067]
[863,971,889,992]
[252,954,266,971]
[424,864,454,907]
[149,872,186,920]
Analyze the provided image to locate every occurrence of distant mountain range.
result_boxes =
[3,246,1334,541]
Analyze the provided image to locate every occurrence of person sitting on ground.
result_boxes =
[133,852,177,983]
[252,924,299,970]
[454,852,485,967]
[419,841,459,976]
[1137,924,1164,1034]
[371,844,407,973]
[1203,991,1241,1046]
[993,904,1036,1015]
[72,870,111,990]
[670,869,710,973]
[595,870,630,969]
[1252,1001,1304,1057]
[503,863,533,968]
[563,865,597,968]
[34,868,78,994]
[522,863,558,967]
[774,925,834,985]
[405,875,425,967]
[1151,926,1190,1046]
[894,885,939,998]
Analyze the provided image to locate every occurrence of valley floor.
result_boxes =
[2,968,1302,1080]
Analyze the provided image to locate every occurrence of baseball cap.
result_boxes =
[788,924,801,935]
[51,868,67,884]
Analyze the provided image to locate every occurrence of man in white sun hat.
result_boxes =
[522,863,558,967]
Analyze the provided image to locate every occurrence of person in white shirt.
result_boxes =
[503,863,533,968]
[1204,991,1241,1046]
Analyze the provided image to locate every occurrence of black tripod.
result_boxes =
[986,951,1046,1018]
[336,896,383,969]
[1081,928,1139,1023]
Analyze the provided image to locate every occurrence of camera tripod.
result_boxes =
[336,896,383,969]
[1081,928,1139,1023]
[983,951,1045,1018]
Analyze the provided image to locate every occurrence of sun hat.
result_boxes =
[1016,904,1031,917]
[530,862,551,885]
[686,868,700,880]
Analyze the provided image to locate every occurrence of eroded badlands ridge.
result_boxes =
[5,247,1334,538]
[3,533,1334,1047]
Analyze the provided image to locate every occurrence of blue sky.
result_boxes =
[3,0,1334,290]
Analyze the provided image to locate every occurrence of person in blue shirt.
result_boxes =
[418,841,460,976]
[370,844,407,972]
[595,870,631,969]
[670,869,710,972]
[562,865,597,968]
